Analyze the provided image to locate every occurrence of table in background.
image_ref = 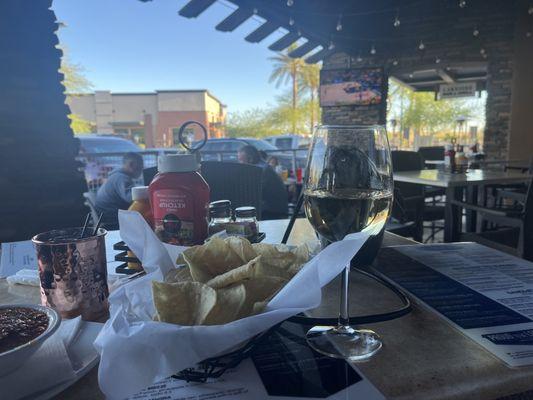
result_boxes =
[394,169,532,242]
[2,219,533,400]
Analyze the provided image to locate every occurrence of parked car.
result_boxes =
[264,134,310,150]
[193,137,307,171]
[77,135,147,187]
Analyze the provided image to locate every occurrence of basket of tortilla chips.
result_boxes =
[94,211,369,399]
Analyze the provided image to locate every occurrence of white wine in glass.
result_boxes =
[303,125,393,360]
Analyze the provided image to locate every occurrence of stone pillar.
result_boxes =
[508,5,533,161]
[143,113,155,148]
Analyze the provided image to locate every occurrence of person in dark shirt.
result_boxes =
[238,145,288,220]
[95,152,144,228]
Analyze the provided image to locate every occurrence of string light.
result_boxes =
[526,31,532,38]
[370,44,376,55]
[328,41,335,50]
[392,59,399,66]
[252,8,258,14]
[435,57,441,64]
[356,53,363,62]
[289,17,295,26]
[393,10,401,28]
[418,40,425,50]
[473,27,480,37]
[297,29,301,36]
[287,0,294,6]
[408,73,414,79]
[528,5,533,15]
[459,0,466,8]
[336,14,343,31]
[480,48,486,55]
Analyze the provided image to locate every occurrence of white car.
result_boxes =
[264,134,310,150]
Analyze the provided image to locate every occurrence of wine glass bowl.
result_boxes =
[303,125,393,360]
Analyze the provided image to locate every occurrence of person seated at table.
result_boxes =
[238,145,288,220]
[267,156,284,174]
[95,152,144,228]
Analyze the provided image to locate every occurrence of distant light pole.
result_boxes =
[455,116,467,145]
[390,118,398,149]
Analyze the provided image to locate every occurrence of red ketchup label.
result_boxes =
[152,189,195,245]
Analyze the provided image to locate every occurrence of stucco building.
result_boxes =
[67,89,226,147]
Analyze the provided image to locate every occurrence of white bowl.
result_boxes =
[0,304,61,376]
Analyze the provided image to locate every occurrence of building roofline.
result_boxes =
[67,89,226,106]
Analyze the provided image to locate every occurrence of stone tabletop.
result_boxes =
[1,219,533,399]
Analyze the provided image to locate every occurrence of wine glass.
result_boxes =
[303,125,393,360]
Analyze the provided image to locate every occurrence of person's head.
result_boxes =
[238,145,260,165]
[122,152,144,178]
[267,156,279,168]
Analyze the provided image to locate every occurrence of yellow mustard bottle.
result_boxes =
[127,186,153,270]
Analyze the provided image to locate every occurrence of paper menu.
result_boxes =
[377,243,533,367]
[0,240,37,278]
[129,321,385,400]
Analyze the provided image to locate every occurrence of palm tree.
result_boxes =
[268,45,306,132]
[300,63,320,133]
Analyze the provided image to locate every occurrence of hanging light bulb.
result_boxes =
[526,31,532,38]
[289,17,295,26]
[356,53,363,62]
[459,0,466,8]
[528,5,533,15]
[336,14,343,31]
[473,27,479,37]
[328,41,335,50]
[287,0,294,6]
[370,44,376,55]
[482,52,488,59]
[435,56,441,64]
[297,29,302,36]
[480,47,486,55]
[408,73,414,79]
[418,40,425,50]
[393,9,401,28]
[392,59,399,66]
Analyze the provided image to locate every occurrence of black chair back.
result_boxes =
[418,146,444,162]
[143,167,158,185]
[391,151,425,240]
[523,179,533,260]
[200,161,263,218]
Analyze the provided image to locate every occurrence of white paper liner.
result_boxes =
[94,210,369,399]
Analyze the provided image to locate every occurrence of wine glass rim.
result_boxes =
[315,124,385,130]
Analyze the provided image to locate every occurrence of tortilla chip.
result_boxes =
[205,256,261,289]
[238,276,287,319]
[165,266,192,283]
[182,237,246,282]
[224,236,257,263]
[204,284,247,325]
[152,281,216,325]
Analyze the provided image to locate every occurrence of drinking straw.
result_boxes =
[92,213,103,236]
[281,193,304,244]
[79,213,91,239]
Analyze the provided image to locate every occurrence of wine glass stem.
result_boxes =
[338,263,350,329]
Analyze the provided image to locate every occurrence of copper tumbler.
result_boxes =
[32,228,109,322]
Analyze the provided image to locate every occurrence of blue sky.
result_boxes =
[52,0,291,112]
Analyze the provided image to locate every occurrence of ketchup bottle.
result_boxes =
[149,154,210,245]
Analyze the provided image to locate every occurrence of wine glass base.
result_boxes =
[306,325,382,361]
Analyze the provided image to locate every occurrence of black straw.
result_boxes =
[92,213,103,236]
[79,213,91,239]
[282,193,304,244]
